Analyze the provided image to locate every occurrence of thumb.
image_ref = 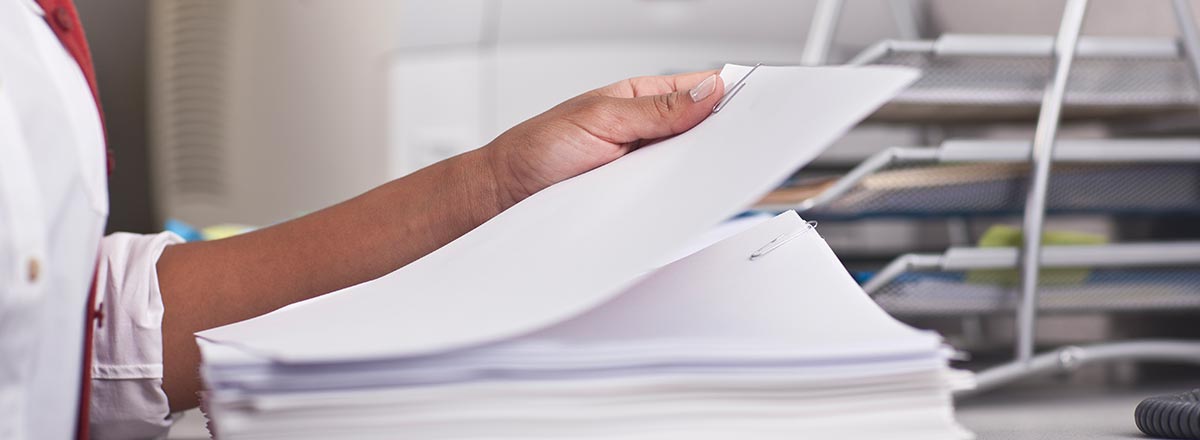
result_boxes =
[601,74,724,144]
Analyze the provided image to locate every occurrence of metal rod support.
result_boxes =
[791,146,935,212]
[1016,0,1089,365]
[862,253,943,295]
[1171,0,1200,116]
[801,0,845,66]
[961,340,1200,397]
[888,0,924,40]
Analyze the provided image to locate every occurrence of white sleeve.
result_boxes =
[89,231,185,440]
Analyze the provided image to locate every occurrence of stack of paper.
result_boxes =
[197,65,971,439]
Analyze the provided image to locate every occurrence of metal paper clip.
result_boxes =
[748,220,818,261]
[712,63,762,114]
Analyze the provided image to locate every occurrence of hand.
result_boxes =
[483,70,725,208]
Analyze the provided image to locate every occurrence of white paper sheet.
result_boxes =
[197,64,918,362]
[523,211,938,353]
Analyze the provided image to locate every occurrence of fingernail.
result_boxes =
[689,74,717,103]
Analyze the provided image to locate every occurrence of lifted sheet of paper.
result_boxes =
[197,64,919,362]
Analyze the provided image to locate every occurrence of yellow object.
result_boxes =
[966,225,1107,286]
[201,224,255,241]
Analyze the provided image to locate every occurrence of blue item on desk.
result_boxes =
[165,218,204,242]
[851,271,875,285]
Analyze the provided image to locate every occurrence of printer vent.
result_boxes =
[149,0,230,208]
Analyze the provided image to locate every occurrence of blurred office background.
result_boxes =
[84,0,1200,232]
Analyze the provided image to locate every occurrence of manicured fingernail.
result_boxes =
[689,74,717,103]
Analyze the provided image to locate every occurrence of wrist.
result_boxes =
[454,144,520,224]
[476,140,538,212]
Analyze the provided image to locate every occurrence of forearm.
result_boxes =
[156,146,509,411]
[153,68,721,412]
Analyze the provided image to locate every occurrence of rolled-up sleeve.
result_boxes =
[89,231,184,440]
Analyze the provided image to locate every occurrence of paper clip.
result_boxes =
[712,63,762,114]
[748,220,818,261]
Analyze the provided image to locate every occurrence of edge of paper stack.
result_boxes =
[199,212,974,439]
[197,64,976,439]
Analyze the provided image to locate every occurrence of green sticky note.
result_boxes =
[966,225,1107,286]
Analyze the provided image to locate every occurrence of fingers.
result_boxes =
[595,69,722,98]
[587,73,725,143]
[648,70,722,97]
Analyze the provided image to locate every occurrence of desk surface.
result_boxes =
[167,383,1188,439]
[955,383,1168,440]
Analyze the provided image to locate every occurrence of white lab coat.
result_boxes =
[1,0,179,438]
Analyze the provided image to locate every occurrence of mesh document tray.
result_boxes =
[760,162,1200,219]
[853,35,1200,122]
[864,242,1200,317]
[872,267,1200,317]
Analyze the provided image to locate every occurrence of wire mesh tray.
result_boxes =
[863,242,1200,317]
[853,35,1200,122]
[872,267,1200,317]
[797,162,1200,219]
[756,140,1200,219]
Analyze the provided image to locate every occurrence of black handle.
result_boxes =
[1136,389,1200,439]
